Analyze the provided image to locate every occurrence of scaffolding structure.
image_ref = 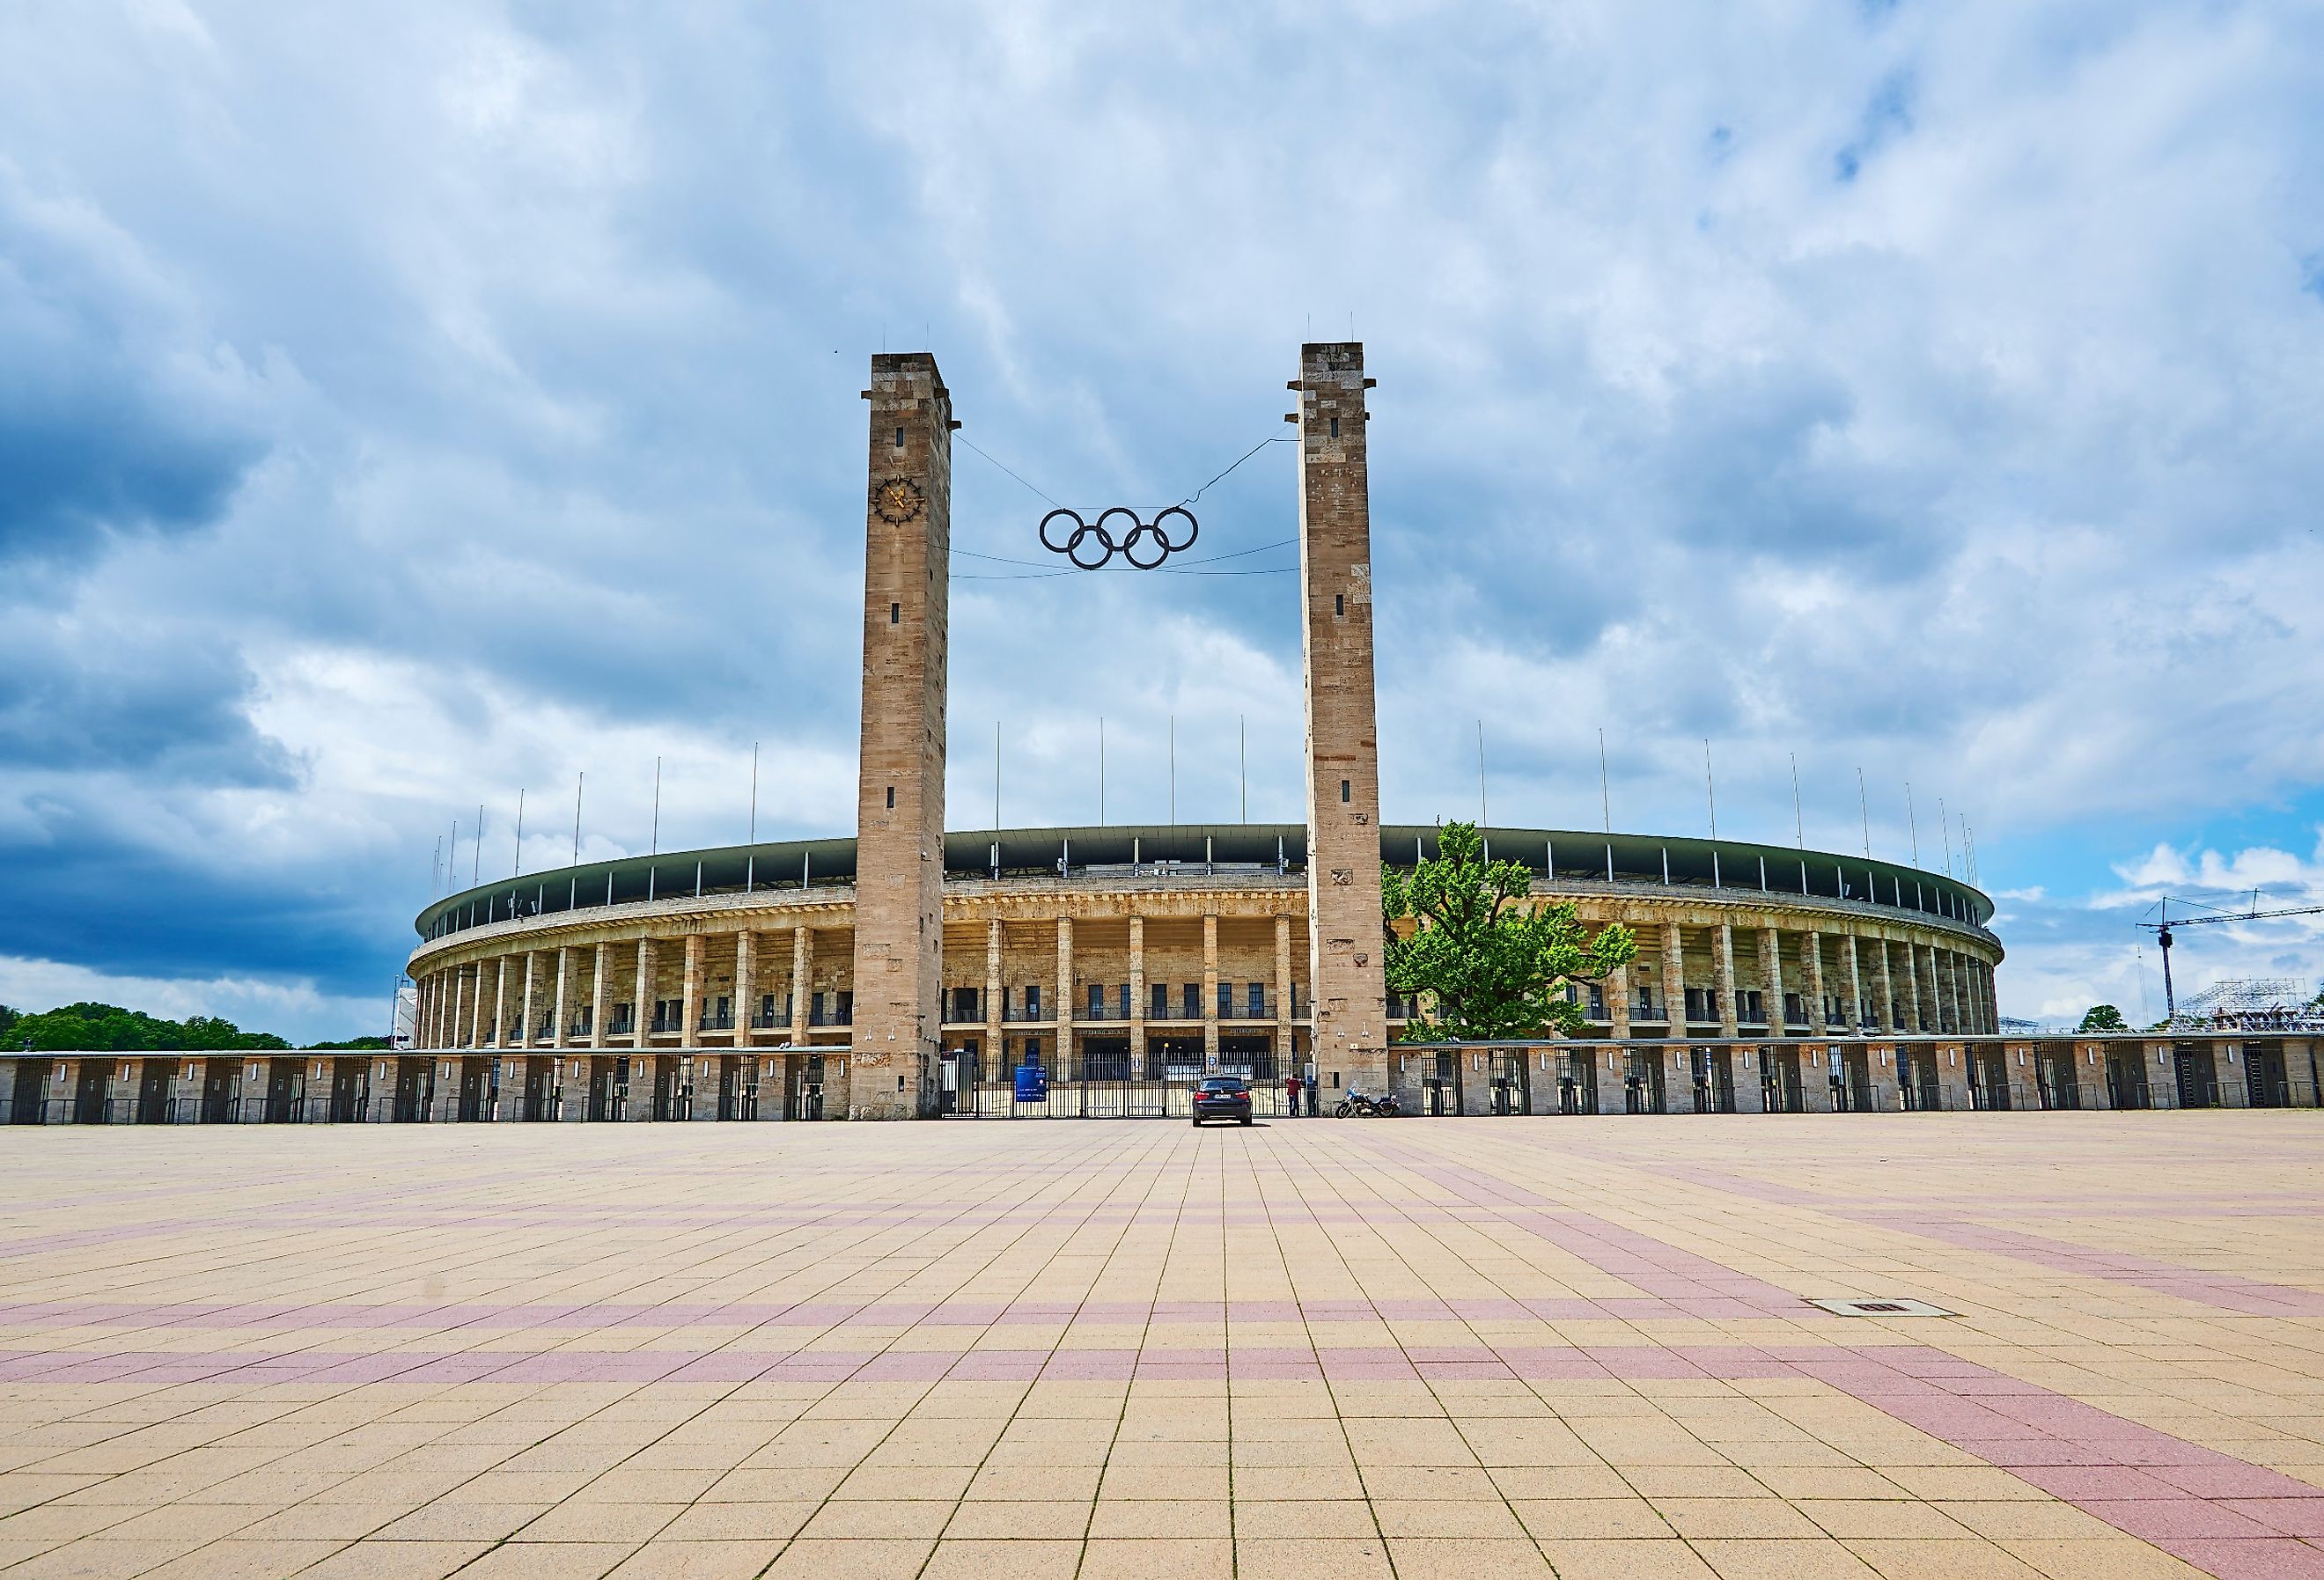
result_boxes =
[2173,977,2324,1033]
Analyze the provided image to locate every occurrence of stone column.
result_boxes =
[589,943,610,1049]
[681,934,703,1047]
[1805,932,1827,1034]
[1873,938,1896,1033]
[1710,924,1735,1036]
[849,350,952,1120]
[633,938,653,1050]
[984,919,1004,1073]
[1841,934,1862,1033]
[735,930,756,1047]
[1202,913,1220,1069]
[1129,916,1148,1077]
[1055,916,1074,1077]
[1274,914,1293,1076]
[791,926,813,1045]
[1918,944,1940,1033]
[1661,923,1686,1030]
[1294,339,1388,1095]
[1760,926,1782,1030]
[1596,1044,1627,1115]
[1608,963,1631,1040]
[519,952,538,1047]
[1946,952,1966,1036]
[469,965,487,1049]
[552,948,570,1049]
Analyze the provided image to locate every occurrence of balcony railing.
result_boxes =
[698,1012,734,1032]
[808,1006,852,1027]
[1001,1003,1048,1023]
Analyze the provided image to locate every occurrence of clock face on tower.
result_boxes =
[872,477,924,525]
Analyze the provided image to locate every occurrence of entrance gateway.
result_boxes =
[858,347,1390,1120]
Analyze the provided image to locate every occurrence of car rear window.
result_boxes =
[1200,1077,1244,1091]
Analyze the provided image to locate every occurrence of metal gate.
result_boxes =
[945,1056,1290,1120]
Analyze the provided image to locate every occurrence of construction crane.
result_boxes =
[2138,895,2324,1020]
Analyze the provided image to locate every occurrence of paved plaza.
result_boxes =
[4,1116,2324,1580]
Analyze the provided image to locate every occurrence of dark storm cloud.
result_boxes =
[0,618,292,783]
[0,172,267,564]
[0,807,378,987]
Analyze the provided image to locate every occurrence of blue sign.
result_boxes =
[1013,1064,1048,1103]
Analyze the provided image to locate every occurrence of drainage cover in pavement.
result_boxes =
[1809,1297,1956,1317]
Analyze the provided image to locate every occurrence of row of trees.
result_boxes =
[0,1002,386,1054]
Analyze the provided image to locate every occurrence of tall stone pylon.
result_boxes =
[1292,342,1388,1097]
[851,353,952,1119]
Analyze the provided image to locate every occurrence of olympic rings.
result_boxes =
[1036,505,1199,570]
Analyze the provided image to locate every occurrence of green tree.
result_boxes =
[2077,1004,2128,1033]
[1383,821,1638,1041]
[0,1004,17,1042]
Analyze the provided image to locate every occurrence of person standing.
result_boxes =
[1304,1057,1320,1116]
[1284,1071,1301,1118]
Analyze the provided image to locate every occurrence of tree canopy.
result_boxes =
[2077,1004,2128,1033]
[1382,821,1638,1041]
[3,1002,292,1053]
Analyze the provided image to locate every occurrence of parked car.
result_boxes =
[1191,1075,1253,1126]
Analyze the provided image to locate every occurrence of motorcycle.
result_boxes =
[1334,1086,1402,1118]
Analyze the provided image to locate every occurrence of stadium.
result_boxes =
[395,820,2000,1123]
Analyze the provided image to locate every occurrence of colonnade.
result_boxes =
[409,899,2001,1061]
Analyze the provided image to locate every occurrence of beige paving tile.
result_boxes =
[294,1541,499,1580]
[1691,1537,1882,1579]
[1233,1536,1394,1578]
[1077,1536,1234,1579]
[1531,1536,1718,1577]
[797,1498,954,1539]
[513,1502,683,1542]
[1087,1498,1230,1538]
[1232,1499,1379,1538]
[942,1501,1092,1540]
[1386,1536,1561,1577]
[759,1536,938,1578]
[599,1541,789,1579]
[447,1543,641,1580]
[1511,1495,1673,1538]
[918,1539,1082,1580]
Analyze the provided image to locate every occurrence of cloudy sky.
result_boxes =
[4,0,2321,1041]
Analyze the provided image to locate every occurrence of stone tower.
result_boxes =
[850,353,952,1119]
[1292,342,1388,1096]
